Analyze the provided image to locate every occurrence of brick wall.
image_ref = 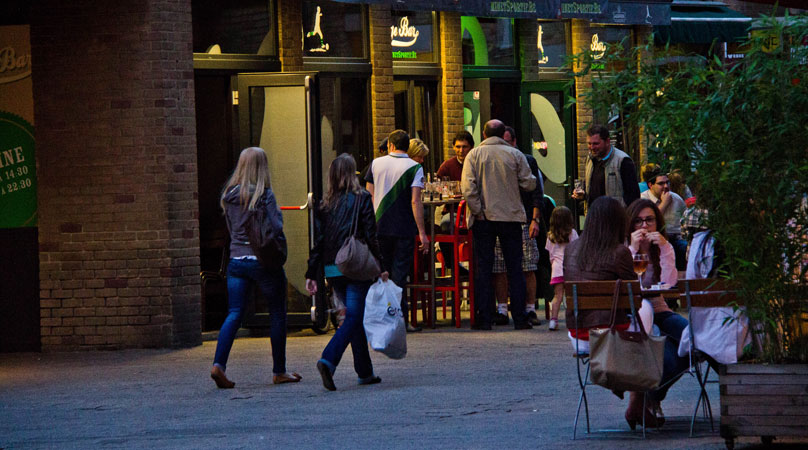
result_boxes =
[31,0,201,350]
[277,0,303,72]
[369,6,394,155]
[571,19,593,181]
[440,12,464,160]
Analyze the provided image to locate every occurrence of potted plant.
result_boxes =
[569,13,808,448]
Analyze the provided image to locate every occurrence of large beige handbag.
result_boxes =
[588,279,666,392]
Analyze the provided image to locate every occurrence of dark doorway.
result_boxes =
[194,72,235,331]
[0,227,40,352]
[393,78,440,174]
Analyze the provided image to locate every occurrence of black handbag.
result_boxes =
[334,193,380,280]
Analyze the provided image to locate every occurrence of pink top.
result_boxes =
[546,229,578,279]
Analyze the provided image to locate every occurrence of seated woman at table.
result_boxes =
[563,197,657,428]
[626,198,689,425]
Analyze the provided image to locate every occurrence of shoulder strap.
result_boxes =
[608,279,622,330]
[349,192,361,237]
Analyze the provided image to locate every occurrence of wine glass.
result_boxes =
[633,253,649,288]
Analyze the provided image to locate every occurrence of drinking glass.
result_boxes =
[633,253,649,288]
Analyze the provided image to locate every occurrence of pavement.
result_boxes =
[2,318,806,450]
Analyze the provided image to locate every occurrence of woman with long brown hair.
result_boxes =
[210,147,301,389]
[626,198,689,425]
[306,154,388,391]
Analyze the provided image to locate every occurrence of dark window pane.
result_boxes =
[462,17,515,66]
[303,1,365,58]
[193,0,274,55]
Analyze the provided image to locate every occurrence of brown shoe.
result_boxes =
[273,372,302,384]
[210,365,235,389]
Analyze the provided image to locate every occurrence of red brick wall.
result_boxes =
[31,0,201,350]
[440,12,464,160]
[369,6,394,154]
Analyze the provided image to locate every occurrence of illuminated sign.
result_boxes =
[305,6,329,53]
[590,34,606,59]
[537,25,549,64]
[391,16,419,48]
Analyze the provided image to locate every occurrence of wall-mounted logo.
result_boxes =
[612,6,626,23]
[590,34,606,60]
[537,24,549,65]
[0,46,32,85]
[306,6,329,53]
[391,16,420,47]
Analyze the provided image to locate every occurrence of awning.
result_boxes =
[655,1,752,44]
[334,1,673,25]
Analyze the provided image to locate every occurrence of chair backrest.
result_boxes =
[564,280,642,311]
[456,200,467,232]
[679,278,741,308]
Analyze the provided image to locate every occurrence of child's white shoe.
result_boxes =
[548,318,558,331]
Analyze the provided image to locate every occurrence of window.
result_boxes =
[462,17,515,66]
[391,11,436,63]
[302,1,365,58]
[192,0,275,55]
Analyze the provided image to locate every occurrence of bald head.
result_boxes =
[483,120,505,139]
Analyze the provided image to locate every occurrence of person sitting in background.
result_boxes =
[640,164,687,272]
[407,138,429,165]
[668,169,693,201]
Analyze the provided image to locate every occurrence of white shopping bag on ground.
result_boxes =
[363,279,407,359]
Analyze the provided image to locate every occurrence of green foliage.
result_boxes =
[570,15,808,363]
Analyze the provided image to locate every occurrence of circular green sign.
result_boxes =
[0,111,36,228]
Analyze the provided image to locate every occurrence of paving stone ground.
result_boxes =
[2,321,806,449]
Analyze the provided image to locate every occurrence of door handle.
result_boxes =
[280,192,313,210]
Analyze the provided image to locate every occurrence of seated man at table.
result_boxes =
[492,126,544,326]
[435,131,474,270]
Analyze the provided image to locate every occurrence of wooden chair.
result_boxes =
[679,278,741,437]
[564,279,655,439]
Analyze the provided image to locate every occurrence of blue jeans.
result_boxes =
[319,278,374,379]
[651,310,690,402]
[378,235,414,323]
[471,220,527,326]
[213,258,288,374]
[670,237,688,272]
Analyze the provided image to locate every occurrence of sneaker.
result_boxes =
[406,324,423,333]
[548,318,558,331]
[527,311,540,326]
[494,312,509,326]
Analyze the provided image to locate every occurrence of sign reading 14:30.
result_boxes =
[0,111,37,228]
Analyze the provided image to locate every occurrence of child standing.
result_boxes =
[545,206,578,331]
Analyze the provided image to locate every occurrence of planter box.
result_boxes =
[719,364,808,449]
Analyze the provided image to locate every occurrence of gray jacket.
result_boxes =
[461,136,537,227]
[223,186,283,259]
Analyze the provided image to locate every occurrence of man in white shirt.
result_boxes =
[641,164,687,271]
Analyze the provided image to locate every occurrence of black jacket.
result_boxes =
[305,190,381,280]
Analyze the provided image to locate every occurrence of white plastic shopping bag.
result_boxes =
[363,279,407,359]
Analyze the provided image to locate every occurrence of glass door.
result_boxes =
[520,81,578,217]
[236,72,323,329]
